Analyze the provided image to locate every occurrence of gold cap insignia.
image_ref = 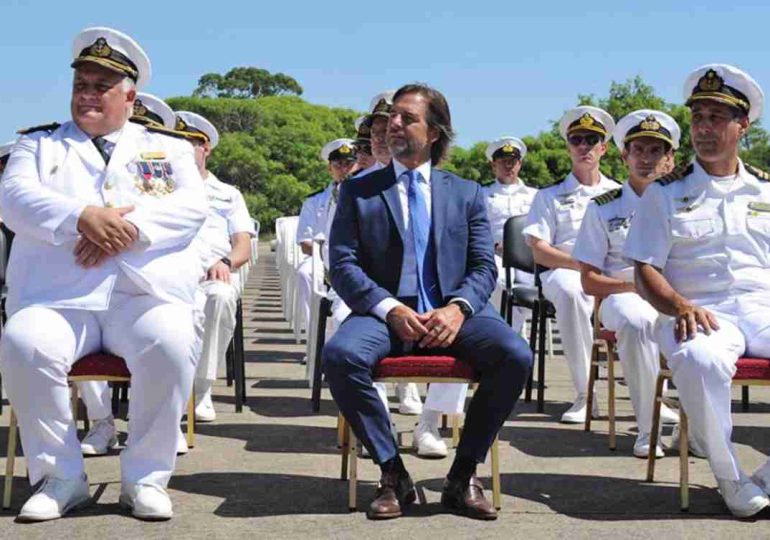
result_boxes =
[639,115,661,131]
[175,118,187,131]
[698,69,723,92]
[339,145,351,154]
[90,37,112,58]
[372,99,389,114]
[133,99,147,117]
[579,113,596,128]
[502,143,515,153]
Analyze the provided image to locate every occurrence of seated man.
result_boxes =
[173,111,255,423]
[572,109,682,457]
[76,92,192,455]
[523,106,620,423]
[324,83,532,520]
[483,136,537,332]
[0,27,207,521]
[294,138,358,343]
[625,63,770,517]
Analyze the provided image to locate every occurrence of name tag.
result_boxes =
[748,201,770,213]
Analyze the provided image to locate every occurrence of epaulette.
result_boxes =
[746,163,770,182]
[305,187,325,198]
[480,179,494,187]
[17,122,60,135]
[593,188,622,206]
[655,163,694,186]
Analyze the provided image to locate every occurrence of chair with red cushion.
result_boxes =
[337,355,501,512]
[584,298,620,450]
[646,355,770,511]
[3,353,196,509]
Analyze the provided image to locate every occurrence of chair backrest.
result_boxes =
[502,215,534,274]
[0,223,15,287]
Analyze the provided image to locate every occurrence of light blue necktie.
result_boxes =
[406,169,441,313]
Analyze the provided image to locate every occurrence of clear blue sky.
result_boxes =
[2,0,769,147]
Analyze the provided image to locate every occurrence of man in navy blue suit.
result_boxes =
[324,83,533,520]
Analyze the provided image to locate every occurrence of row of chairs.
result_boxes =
[275,216,307,345]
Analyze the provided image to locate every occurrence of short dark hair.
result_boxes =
[393,83,454,164]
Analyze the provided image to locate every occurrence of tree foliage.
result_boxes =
[193,67,303,99]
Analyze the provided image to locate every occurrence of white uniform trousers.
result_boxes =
[541,268,593,396]
[295,257,313,333]
[490,254,534,333]
[599,292,660,435]
[77,380,112,420]
[328,293,467,415]
[0,291,199,488]
[656,293,770,481]
[195,274,240,383]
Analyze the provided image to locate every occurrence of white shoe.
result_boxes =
[397,383,423,415]
[717,475,769,517]
[177,429,189,455]
[80,417,118,455]
[560,394,599,424]
[17,475,90,522]
[412,422,448,458]
[195,384,216,423]
[751,460,770,496]
[669,424,708,458]
[119,483,173,521]
[660,405,680,425]
[633,432,664,459]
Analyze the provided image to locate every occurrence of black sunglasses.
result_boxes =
[567,133,602,147]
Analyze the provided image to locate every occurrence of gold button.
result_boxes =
[104,182,113,190]
[105,202,114,208]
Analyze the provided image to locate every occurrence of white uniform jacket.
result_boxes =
[296,184,333,245]
[483,179,537,246]
[573,181,641,282]
[0,120,207,313]
[523,172,620,255]
[196,172,256,271]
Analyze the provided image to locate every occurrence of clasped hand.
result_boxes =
[386,304,465,349]
[74,205,138,267]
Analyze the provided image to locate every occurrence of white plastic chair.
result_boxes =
[305,235,329,383]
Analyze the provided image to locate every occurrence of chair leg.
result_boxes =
[451,414,461,448]
[340,415,350,480]
[646,374,666,482]
[186,392,195,449]
[585,344,598,433]
[236,300,247,406]
[3,409,18,509]
[742,386,750,412]
[536,309,547,413]
[70,384,79,425]
[311,298,330,413]
[607,345,617,451]
[525,302,539,404]
[546,318,554,363]
[111,383,120,417]
[680,410,689,512]
[491,436,501,510]
[348,427,358,512]
[225,341,234,387]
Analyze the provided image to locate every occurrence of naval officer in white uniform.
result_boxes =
[523,106,620,423]
[483,137,537,332]
[625,64,770,518]
[0,27,207,522]
[573,109,682,457]
[173,111,256,423]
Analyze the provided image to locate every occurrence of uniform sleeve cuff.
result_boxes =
[372,297,403,322]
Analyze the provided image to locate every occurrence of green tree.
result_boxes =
[193,67,303,99]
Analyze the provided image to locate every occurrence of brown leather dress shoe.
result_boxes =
[441,474,498,520]
[366,470,416,520]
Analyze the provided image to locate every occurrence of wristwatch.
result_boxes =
[220,257,233,271]
[452,300,473,319]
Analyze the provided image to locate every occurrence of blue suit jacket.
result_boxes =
[329,163,497,316]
